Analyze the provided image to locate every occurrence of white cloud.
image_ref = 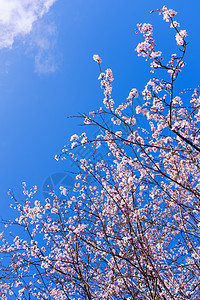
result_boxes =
[0,0,56,49]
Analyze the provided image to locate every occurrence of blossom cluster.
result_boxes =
[136,6,187,75]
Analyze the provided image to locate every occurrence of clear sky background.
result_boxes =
[0,0,200,223]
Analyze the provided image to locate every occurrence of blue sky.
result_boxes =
[0,0,200,223]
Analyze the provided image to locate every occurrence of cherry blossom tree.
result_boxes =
[1,6,200,299]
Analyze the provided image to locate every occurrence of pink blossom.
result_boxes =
[60,186,68,196]
[84,116,91,124]
[175,30,187,46]
[150,51,162,59]
[115,131,122,138]
[160,6,177,22]
[70,134,79,141]
[105,68,114,82]
[128,88,138,99]
[170,21,180,28]
[71,141,78,149]
[128,176,134,185]
[93,54,102,63]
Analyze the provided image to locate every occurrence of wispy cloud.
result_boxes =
[0,0,56,49]
[29,20,60,74]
